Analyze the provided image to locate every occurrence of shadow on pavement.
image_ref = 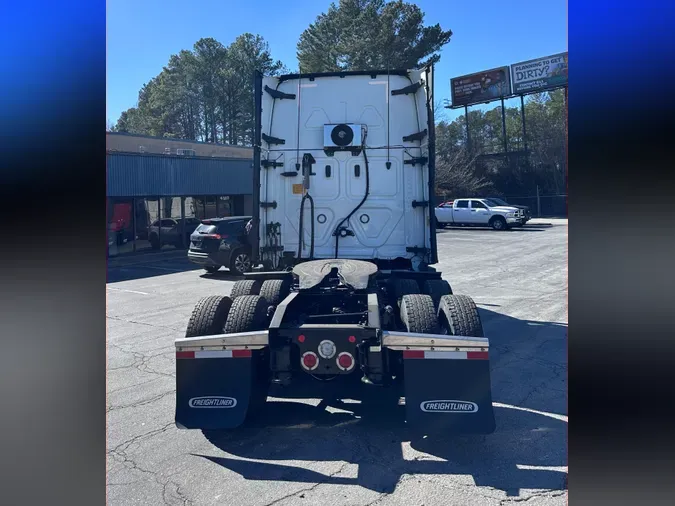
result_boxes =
[107,258,204,283]
[437,226,548,233]
[199,270,246,282]
[195,309,567,497]
[107,255,244,283]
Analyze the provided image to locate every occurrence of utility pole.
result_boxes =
[464,105,471,153]
[520,95,527,152]
[500,97,508,154]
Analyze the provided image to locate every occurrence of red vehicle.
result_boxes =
[108,201,133,245]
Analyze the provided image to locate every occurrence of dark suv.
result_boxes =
[187,216,253,275]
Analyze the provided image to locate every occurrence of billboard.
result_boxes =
[510,52,568,94]
[450,66,512,108]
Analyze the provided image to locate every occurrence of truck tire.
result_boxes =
[437,294,484,337]
[185,295,233,337]
[394,278,420,299]
[423,279,453,308]
[400,294,440,334]
[223,295,269,334]
[230,279,262,299]
[259,278,291,306]
[489,216,507,231]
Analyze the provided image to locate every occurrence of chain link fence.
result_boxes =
[502,194,567,218]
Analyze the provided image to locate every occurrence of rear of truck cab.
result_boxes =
[175,67,496,435]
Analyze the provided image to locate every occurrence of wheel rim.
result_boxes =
[494,219,504,230]
[235,254,250,273]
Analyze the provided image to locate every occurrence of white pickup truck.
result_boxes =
[435,198,526,230]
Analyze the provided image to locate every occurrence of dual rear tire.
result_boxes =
[229,278,291,305]
[187,278,292,336]
[400,293,483,337]
[184,293,271,421]
[185,294,268,337]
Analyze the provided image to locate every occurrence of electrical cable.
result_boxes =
[334,129,369,258]
[297,193,315,260]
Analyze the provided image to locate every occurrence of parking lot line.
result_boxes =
[106,287,149,295]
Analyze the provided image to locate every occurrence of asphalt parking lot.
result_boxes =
[107,218,567,506]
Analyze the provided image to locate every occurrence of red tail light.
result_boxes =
[336,352,355,371]
[301,351,319,371]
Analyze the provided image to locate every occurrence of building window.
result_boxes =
[160,197,183,250]
[186,197,206,219]
[135,198,160,251]
[217,196,232,217]
[205,196,218,219]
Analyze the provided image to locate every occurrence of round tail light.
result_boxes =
[318,340,336,359]
[336,352,355,371]
[301,351,319,371]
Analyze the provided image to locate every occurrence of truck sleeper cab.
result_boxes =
[174,68,497,435]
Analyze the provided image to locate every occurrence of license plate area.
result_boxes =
[279,326,374,375]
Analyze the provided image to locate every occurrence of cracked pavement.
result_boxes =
[107,219,567,505]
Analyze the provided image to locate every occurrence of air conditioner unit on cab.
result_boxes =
[177,148,196,156]
[323,124,364,155]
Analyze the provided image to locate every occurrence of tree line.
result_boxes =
[112,34,286,145]
[111,0,566,199]
[436,90,567,199]
[111,0,451,144]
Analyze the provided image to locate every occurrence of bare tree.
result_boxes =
[433,99,448,123]
[435,147,492,198]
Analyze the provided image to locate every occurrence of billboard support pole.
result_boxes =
[564,85,568,147]
[520,95,527,152]
[500,97,508,154]
[564,85,568,200]
[464,105,472,153]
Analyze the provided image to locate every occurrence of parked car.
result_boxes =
[148,217,202,249]
[435,198,525,230]
[485,197,531,225]
[187,216,253,275]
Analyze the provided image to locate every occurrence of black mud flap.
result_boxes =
[175,349,260,430]
[403,350,496,434]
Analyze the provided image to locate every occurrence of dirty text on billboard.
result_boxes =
[510,52,568,94]
[450,66,512,108]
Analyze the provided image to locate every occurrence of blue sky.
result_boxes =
[107,0,567,127]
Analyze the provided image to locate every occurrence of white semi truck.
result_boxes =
[174,67,496,434]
